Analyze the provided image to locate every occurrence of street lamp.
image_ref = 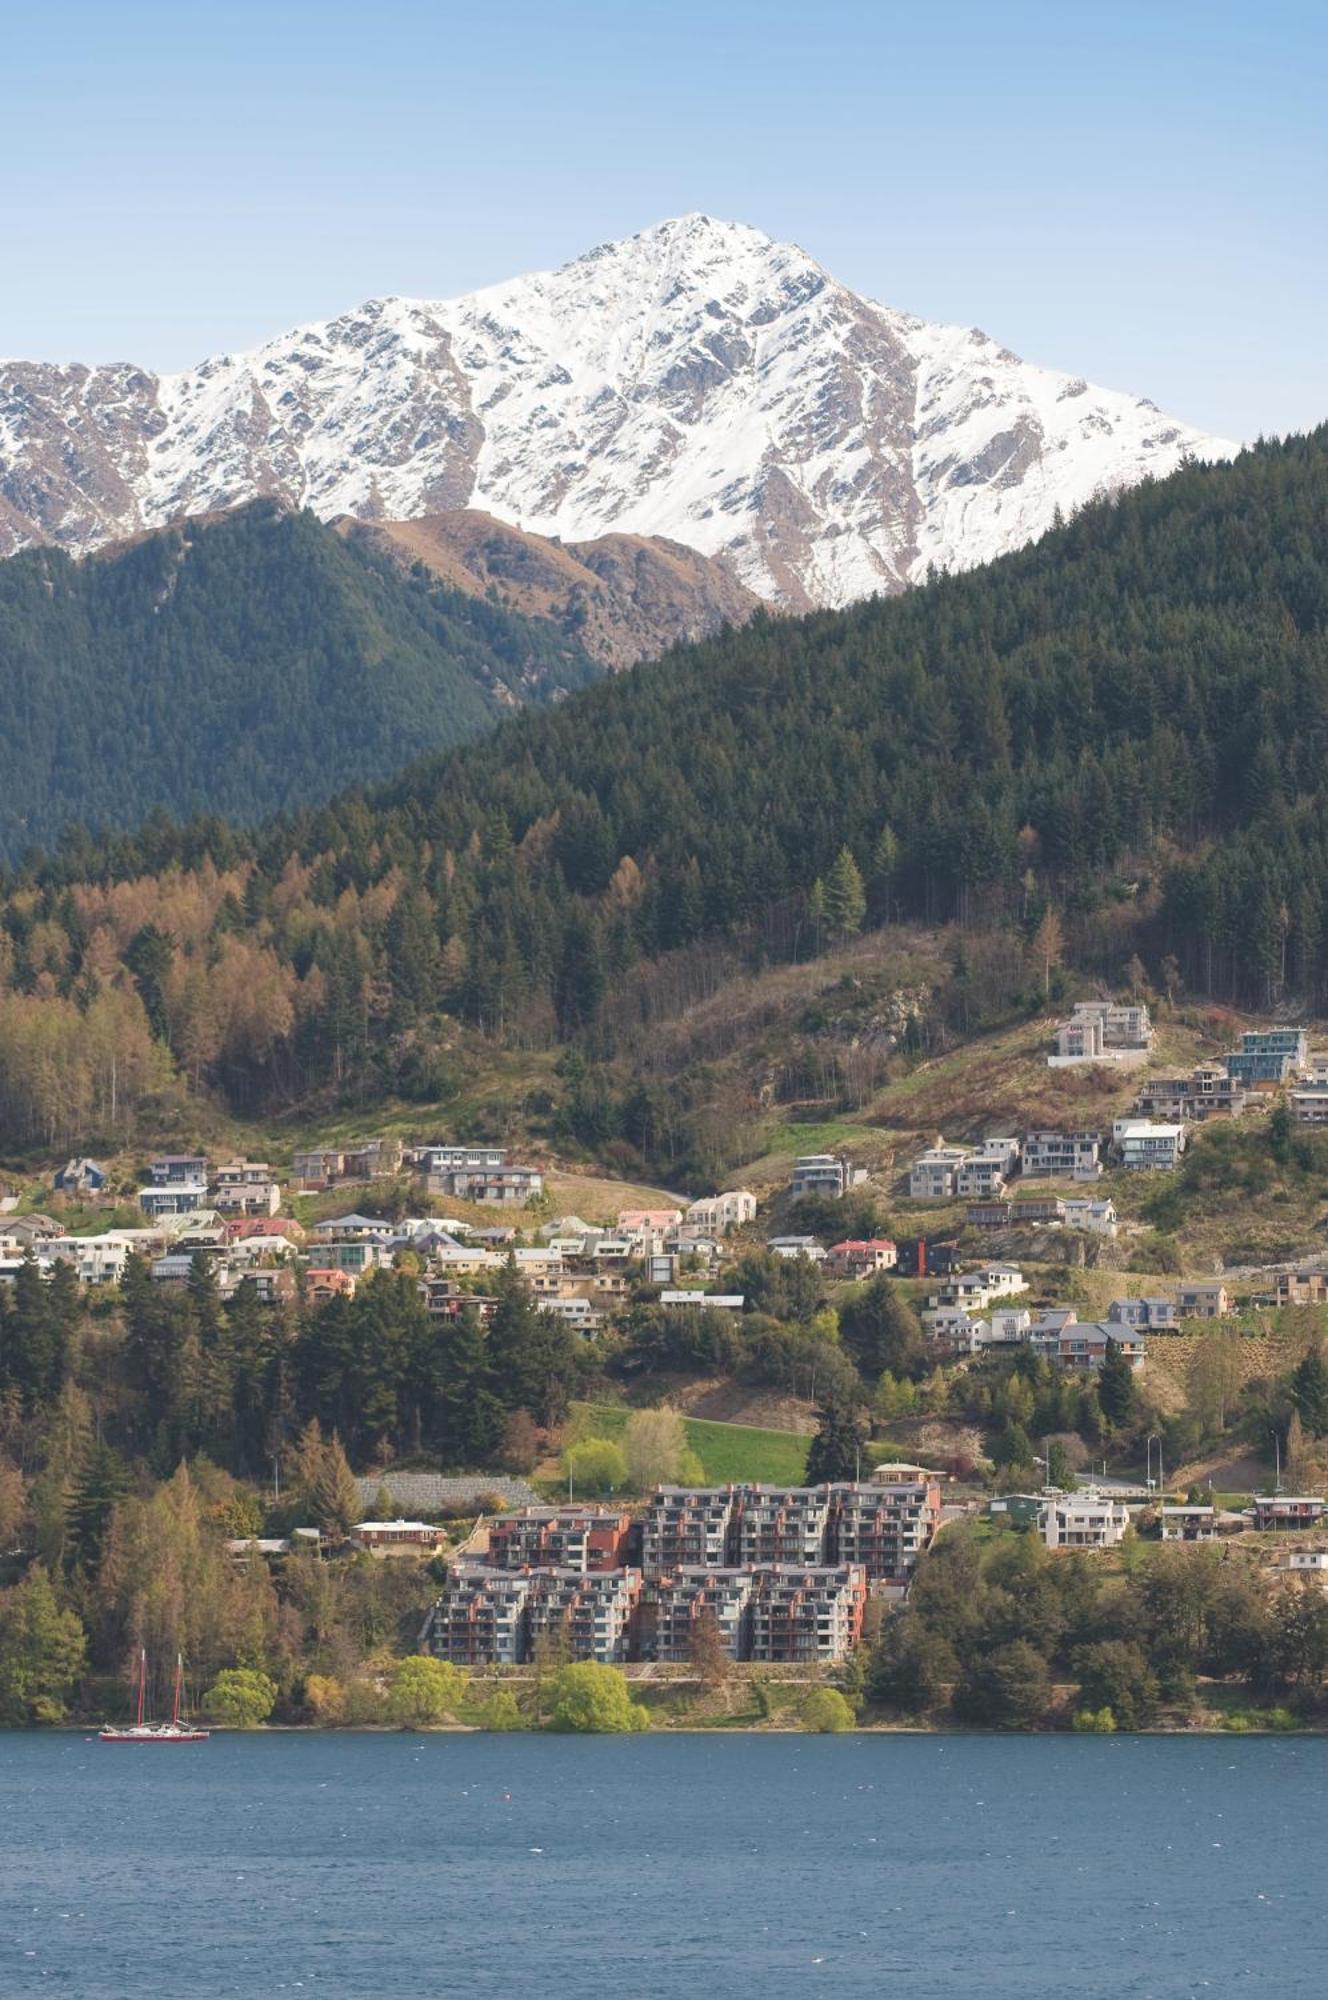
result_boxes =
[1146,1432,1164,1501]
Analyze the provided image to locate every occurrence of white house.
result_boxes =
[1040,1488,1130,1550]
[1113,1120,1186,1171]
[1062,1198,1118,1237]
[907,1142,972,1200]
[685,1190,757,1233]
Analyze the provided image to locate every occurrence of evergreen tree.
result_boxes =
[1291,1344,1328,1438]
[839,1276,928,1383]
[306,1434,362,1540]
[1098,1339,1138,1428]
[822,847,866,937]
[803,1395,868,1485]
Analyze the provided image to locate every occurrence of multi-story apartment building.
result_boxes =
[1108,1296,1177,1329]
[641,1488,737,1579]
[485,1508,634,1573]
[1021,1131,1103,1181]
[428,1566,534,1666]
[653,1568,756,1662]
[730,1487,832,1569]
[827,1479,942,1585]
[525,1568,642,1664]
[747,1565,868,1663]
[427,1564,643,1665]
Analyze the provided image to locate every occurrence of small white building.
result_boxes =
[1062,1197,1118,1238]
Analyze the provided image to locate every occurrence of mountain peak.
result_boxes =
[0,219,1237,604]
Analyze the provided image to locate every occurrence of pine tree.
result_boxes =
[822,847,866,937]
[803,1395,868,1484]
[1098,1339,1138,1427]
[1291,1344,1328,1438]
[306,1434,362,1540]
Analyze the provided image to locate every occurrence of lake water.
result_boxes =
[3,1731,1326,1997]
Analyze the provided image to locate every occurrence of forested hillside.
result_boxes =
[2,431,1326,1135]
[0,501,598,856]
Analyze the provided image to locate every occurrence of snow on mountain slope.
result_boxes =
[0,216,1238,607]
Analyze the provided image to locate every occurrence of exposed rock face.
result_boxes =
[0,216,1237,604]
[341,511,761,670]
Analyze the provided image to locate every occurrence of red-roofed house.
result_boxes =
[825,1238,898,1279]
[305,1267,357,1305]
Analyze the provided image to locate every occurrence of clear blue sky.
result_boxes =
[7,0,1323,440]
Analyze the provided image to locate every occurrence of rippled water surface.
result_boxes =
[3,1730,1326,1997]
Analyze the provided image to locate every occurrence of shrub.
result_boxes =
[800,1687,855,1733]
[385,1655,468,1727]
[203,1667,277,1729]
[1072,1706,1117,1733]
[547,1661,648,1733]
[562,1439,629,1497]
[478,1689,525,1732]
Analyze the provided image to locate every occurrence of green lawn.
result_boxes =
[574,1402,809,1485]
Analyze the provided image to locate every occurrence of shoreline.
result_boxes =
[16,1717,1327,1739]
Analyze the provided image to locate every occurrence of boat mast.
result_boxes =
[172,1654,183,1727]
[136,1647,146,1728]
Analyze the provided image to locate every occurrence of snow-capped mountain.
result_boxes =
[0,216,1237,607]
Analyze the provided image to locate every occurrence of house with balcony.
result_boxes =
[1161,1505,1217,1542]
[1062,1197,1119,1238]
[1108,1296,1177,1330]
[1051,1000,1153,1063]
[1137,1064,1248,1122]
[1021,1131,1103,1181]
[1177,1282,1234,1320]
[1275,1267,1328,1308]
[1290,1082,1328,1126]
[149,1154,209,1186]
[907,1141,973,1200]
[211,1161,282,1217]
[791,1154,864,1200]
[1113,1120,1186,1170]
[1040,1489,1130,1549]
[953,1138,1021,1199]
[140,1179,208,1219]
[684,1190,757,1233]
[1251,1495,1326,1532]
[1226,1028,1308,1088]
[47,1233,132,1286]
[53,1158,109,1196]
[1061,1323,1146,1372]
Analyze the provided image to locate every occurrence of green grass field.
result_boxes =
[574,1402,809,1485]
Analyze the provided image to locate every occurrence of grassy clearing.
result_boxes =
[573,1401,809,1485]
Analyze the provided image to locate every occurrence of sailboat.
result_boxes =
[99,1649,210,1743]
